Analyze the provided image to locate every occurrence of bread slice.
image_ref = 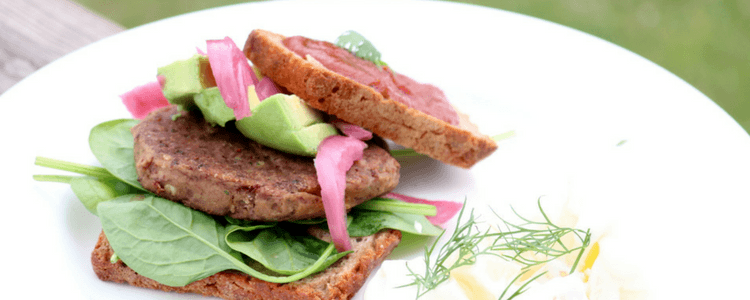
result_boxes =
[244,29,497,169]
[92,228,401,300]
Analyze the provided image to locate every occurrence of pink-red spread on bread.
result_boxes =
[282,36,460,126]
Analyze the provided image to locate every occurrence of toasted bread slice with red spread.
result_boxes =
[92,228,401,300]
[244,29,497,169]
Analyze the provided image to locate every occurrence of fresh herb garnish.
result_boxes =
[403,199,591,299]
[335,30,387,68]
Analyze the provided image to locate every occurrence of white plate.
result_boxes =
[4,0,750,299]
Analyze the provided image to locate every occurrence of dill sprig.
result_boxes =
[401,202,490,298]
[402,198,591,300]
[492,201,591,275]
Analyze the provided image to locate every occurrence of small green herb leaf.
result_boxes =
[335,30,387,67]
[89,119,146,191]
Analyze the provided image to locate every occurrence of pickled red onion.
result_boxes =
[254,77,281,101]
[121,79,170,119]
[314,135,367,252]
[384,193,463,227]
[333,119,372,141]
[206,37,258,120]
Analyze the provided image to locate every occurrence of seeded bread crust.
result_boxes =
[92,228,401,300]
[244,29,497,169]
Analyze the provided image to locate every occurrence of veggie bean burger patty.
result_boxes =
[132,105,401,222]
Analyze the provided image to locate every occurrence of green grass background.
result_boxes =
[75,0,750,133]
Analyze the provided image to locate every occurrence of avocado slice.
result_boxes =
[247,85,261,109]
[193,87,235,127]
[236,94,339,156]
[157,54,216,110]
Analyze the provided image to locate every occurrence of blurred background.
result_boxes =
[75,0,750,133]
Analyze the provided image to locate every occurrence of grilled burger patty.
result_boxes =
[131,106,400,221]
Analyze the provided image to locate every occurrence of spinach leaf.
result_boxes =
[98,194,239,286]
[224,216,277,228]
[33,156,141,215]
[288,218,326,225]
[347,209,443,237]
[98,194,338,286]
[226,224,349,275]
[357,198,437,216]
[89,119,146,191]
[225,222,276,237]
[70,176,139,215]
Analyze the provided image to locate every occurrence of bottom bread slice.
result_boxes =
[91,229,401,300]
